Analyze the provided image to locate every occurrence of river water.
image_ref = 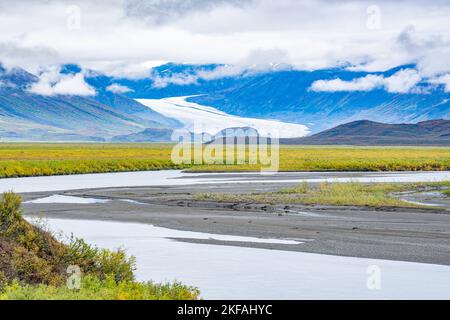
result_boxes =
[11,170,450,299]
[35,218,450,300]
[1,170,449,193]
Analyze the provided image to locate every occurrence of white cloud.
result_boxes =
[429,74,450,92]
[0,42,62,75]
[152,49,292,87]
[383,69,422,93]
[310,74,384,92]
[0,1,449,78]
[152,72,198,88]
[106,83,134,93]
[310,69,423,93]
[28,67,96,96]
[124,0,251,25]
[82,60,168,79]
[152,64,248,88]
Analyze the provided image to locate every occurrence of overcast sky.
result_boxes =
[1,0,449,83]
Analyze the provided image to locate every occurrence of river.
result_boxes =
[9,169,450,299]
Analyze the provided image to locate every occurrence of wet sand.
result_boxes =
[22,175,450,266]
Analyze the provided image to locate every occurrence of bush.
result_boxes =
[94,249,135,283]
[0,192,199,300]
[0,192,23,232]
[197,181,450,208]
[0,271,7,290]
[0,275,200,300]
[65,237,135,283]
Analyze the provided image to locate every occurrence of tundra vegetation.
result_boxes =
[0,192,200,300]
[196,181,450,208]
[0,144,448,178]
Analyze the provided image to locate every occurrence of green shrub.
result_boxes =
[0,192,23,231]
[197,181,450,208]
[94,249,135,283]
[0,275,200,300]
[65,237,135,283]
[10,246,61,286]
[0,192,199,300]
[0,271,7,290]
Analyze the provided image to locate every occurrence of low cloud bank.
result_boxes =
[309,69,446,94]
[106,83,133,93]
[28,67,96,96]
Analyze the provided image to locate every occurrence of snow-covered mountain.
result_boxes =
[112,63,450,133]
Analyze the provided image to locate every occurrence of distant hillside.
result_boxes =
[282,119,450,146]
[112,128,173,142]
[113,126,261,143]
[0,66,180,142]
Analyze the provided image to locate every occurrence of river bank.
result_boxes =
[19,171,450,266]
[11,170,450,299]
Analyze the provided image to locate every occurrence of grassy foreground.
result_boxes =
[196,181,450,208]
[0,144,448,178]
[0,192,199,300]
[0,143,187,178]
[194,145,450,172]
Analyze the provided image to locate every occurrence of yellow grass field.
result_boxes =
[196,181,450,208]
[0,143,448,178]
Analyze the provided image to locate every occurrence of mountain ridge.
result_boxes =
[0,66,180,141]
[1,63,449,142]
[107,63,449,134]
[281,119,450,146]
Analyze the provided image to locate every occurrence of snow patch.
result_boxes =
[25,195,109,204]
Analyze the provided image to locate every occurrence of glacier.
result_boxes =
[136,96,310,138]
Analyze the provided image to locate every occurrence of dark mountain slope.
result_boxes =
[0,66,179,141]
[112,128,173,142]
[282,119,450,146]
[84,72,180,128]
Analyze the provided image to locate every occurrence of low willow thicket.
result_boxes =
[0,192,199,300]
[196,181,450,208]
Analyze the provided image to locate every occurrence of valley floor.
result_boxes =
[22,173,450,266]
